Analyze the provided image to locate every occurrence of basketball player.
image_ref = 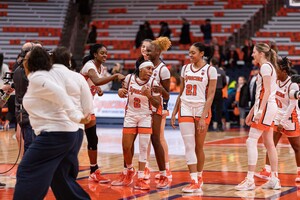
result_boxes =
[235,43,281,191]
[171,42,217,193]
[256,57,300,182]
[81,44,125,183]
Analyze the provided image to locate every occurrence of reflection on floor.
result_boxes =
[0,126,299,199]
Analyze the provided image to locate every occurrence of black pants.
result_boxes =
[212,89,223,129]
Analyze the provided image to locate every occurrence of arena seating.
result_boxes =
[251,5,300,65]
[0,0,69,67]
[87,0,265,69]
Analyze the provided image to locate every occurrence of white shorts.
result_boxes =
[251,102,277,131]
[123,114,152,134]
[178,102,211,125]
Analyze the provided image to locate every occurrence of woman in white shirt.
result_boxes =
[13,47,91,200]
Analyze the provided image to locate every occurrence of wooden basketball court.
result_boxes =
[0,126,299,199]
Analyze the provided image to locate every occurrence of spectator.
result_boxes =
[135,24,146,48]
[233,76,250,128]
[248,66,259,107]
[144,21,155,40]
[87,25,97,44]
[200,19,212,45]
[179,18,191,45]
[78,0,91,29]
[111,63,123,91]
[210,57,227,132]
[241,39,254,68]
[158,21,171,39]
[0,53,10,87]
[225,45,239,69]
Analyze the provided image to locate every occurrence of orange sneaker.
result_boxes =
[254,168,271,180]
[156,175,170,189]
[143,167,151,180]
[182,180,201,193]
[155,169,172,179]
[89,169,110,183]
[111,172,126,186]
[123,168,136,186]
[134,178,150,190]
[198,177,204,187]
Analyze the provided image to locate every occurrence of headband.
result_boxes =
[139,61,154,70]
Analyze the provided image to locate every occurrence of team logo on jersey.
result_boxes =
[153,73,157,77]
[201,69,205,76]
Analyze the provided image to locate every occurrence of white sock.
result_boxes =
[138,171,144,179]
[297,167,300,174]
[165,162,170,170]
[265,164,271,172]
[190,172,198,183]
[246,171,255,180]
[198,171,203,178]
[123,168,128,175]
[271,171,278,178]
[145,162,149,168]
[160,170,166,176]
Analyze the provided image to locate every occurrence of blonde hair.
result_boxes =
[151,37,171,52]
[255,43,278,70]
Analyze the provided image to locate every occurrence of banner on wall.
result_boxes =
[93,92,179,119]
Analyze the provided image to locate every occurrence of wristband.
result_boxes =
[163,99,169,110]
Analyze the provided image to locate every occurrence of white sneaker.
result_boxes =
[261,177,281,190]
[235,178,255,191]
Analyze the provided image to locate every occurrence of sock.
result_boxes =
[127,164,134,170]
[165,162,170,170]
[138,171,144,179]
[198,171,203,178]
[123,168,128,175]
[271,171,278,178]
[160,170,166,176]
[265,164,271,172]
[190,172,198,183]
[246,171,254,180]
[90,164,98,173]
[297,167,300,174]
[145,162,149,168]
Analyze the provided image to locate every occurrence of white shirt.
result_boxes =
[0,63,10,87]
[180,63,217,107]
[51,64,94,129]
[23,70,84,135]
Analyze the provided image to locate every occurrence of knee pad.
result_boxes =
[246,137,258,165]
[85,125,98,150]
[179,123,197,165]
[138,134,151,163]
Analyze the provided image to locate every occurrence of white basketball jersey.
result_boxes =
[180,63,217,107]
[124,74,159,116]
[254,62,277,114]
[276,78,300,121]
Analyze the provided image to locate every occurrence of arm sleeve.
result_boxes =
[209,66,217,80]
[160,67,171,80]
[29,74,84,123]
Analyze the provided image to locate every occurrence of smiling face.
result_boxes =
[146,44,160,62]
[139,65,153,81]
[94,46,108,64]
[141,40,151,59]
[189,45,204,64]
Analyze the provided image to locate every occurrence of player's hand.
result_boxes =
[170,114,177,129]
[118,88,128,98]
[80,114,91,124]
